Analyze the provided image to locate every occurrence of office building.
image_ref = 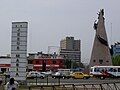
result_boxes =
[111,42,120,56]
[0,56,11,74]
[60,37,81,65]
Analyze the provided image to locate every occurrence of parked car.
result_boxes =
[71,72,90,79]
[27,71,45,79]
[41,70,53,76]
[52,72,71,79]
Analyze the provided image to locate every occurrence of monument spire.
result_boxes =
[90,9,112,67]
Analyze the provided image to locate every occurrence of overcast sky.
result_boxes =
[0,0,120,64]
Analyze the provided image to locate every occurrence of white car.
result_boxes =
[27,71,45,79]
[41,70,53,76]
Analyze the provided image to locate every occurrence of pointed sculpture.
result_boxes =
[90,9,112,67]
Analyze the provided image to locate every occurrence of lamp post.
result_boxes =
[58,77,60,85]
[46,76,48,85]
[35,73,37,85]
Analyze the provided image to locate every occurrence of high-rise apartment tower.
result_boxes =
[10,22,28,81]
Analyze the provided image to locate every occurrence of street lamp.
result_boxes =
[35,73,37,85]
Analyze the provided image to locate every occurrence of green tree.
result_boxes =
[64,59,71,69]
[79,63,85,68]
[112,55,120,66]
[71,61,79,68]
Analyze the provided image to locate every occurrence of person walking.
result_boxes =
[5,78,19,90]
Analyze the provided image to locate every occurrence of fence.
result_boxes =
[19,82,120,90]
[1,76,120,90]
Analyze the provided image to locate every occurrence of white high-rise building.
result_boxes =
[10,22,28,81]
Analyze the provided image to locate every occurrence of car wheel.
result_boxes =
[72,77,75,79]
[40,76,44,79]
[53,77,56,79]
[62,77,65,79]
[100,76,105,80]
[84,76,90,79]
[67,77,70,79]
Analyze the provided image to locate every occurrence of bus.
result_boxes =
[90,66,120,79]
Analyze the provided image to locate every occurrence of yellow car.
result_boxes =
[71,72,90,79]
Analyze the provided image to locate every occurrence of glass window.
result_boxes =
[79,73,83,75]
[90,68,93,72]
[28,60,33,64]
[118,68,120,72]
[17,38,20,41]
[36,61,39,64]
[17,33,20,36]
[93,60,96,62]
[113,69,117,72]
[60,60,62,63]
[16,68,18,71]
[16,63,19,67]
[17,29,20,32]
[99,59,103,64]
[1,68,6,73]
[16,73,19,76]
[109,68,113,72]
[17,42,20,45]
[16,59,19,62]
[53,60,56,64]
[17,46,19,50]
[94,68,100,72]
[96,68,100,72]
[94,68,97,72]
[16,54,20,58]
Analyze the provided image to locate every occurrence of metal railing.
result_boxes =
[19,82,120,90]
[1,76,120,90]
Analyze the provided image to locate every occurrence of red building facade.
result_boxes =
[33,58,64,71]
[27,52,65,71]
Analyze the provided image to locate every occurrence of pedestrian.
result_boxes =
[5,78,19,90]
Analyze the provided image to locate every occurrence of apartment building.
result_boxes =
[111,42,120,56]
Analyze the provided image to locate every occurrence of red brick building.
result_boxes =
[33,58,64,71]
[27,52,65,71]
[0,56,11,73]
